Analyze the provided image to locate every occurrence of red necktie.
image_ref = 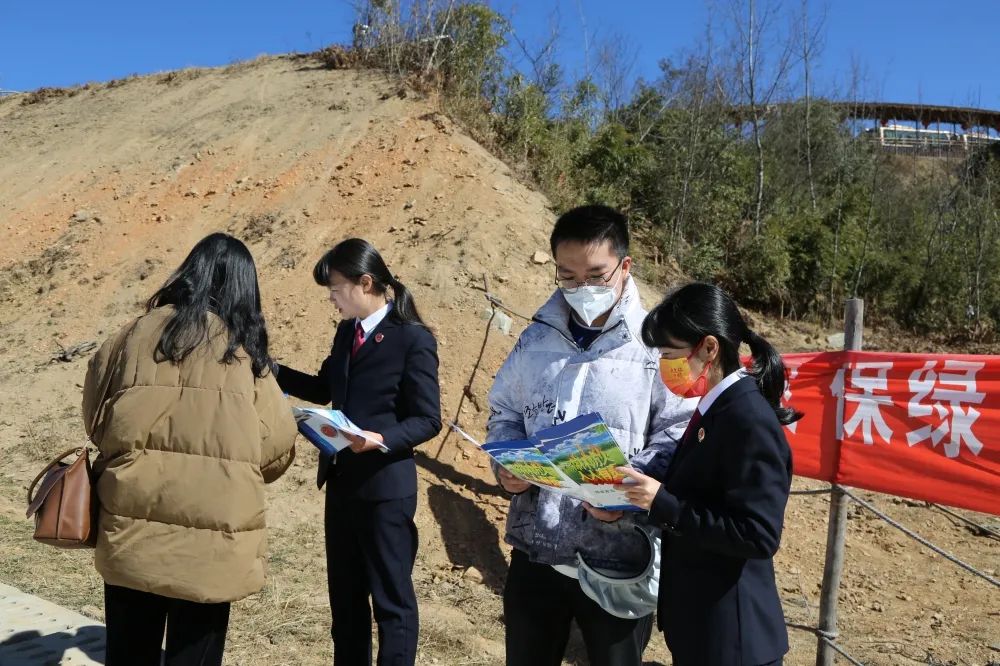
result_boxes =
[681,408,703,445]
[351,321,365,358]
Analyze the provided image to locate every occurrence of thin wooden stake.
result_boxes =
[816,298,863,666]
[435,274,493,459]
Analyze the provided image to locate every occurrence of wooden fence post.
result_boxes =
[816,298,863,665]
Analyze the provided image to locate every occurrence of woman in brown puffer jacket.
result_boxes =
[82,233,297,666]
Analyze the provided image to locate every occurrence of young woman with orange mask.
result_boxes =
[617,282,802,666]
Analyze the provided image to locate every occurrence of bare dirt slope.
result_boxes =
[0,56,996,665]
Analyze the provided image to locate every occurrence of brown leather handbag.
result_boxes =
[25,318,136,548]
[26,446,98,548]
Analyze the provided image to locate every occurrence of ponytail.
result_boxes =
[744,329,802,426]
[313,238,427,328]
[387,276,426,327]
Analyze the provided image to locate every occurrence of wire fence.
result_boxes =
[459,285,998,665]
[789,488,834,496]
[783,485,998,664]
[786,623,867,666]
[841,488,999,589]
[930,502,1000,540]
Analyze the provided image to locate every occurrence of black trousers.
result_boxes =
[104,583,230,666]
[669,650,784,666]
[672,657,785,666]
[503,549,654,666]
[326,490,419,666]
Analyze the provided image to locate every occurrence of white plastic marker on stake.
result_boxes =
[448,421,485,447]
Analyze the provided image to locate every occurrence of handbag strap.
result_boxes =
[87,318,139,438]
[26,447,86,506]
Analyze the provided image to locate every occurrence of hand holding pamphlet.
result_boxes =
[450,413,641,512]
[293,407,389,455]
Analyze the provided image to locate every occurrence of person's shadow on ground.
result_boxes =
[0,625,107,665]
[425,483,508,594]
[418,449,509,594]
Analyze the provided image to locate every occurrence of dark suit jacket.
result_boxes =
[277,315,441,501]
[649,376,792,666]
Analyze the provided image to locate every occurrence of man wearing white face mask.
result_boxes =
[487,205,694,666]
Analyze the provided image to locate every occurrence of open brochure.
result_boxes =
[293,407,389,455]
[451,413,641,512]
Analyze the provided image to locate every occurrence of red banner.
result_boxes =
[781,351,1000,516]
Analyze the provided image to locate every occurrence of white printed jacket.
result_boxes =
[487,277,694,572]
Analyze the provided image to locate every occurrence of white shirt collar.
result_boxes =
[357,302,392,337]
[697,369,746,415]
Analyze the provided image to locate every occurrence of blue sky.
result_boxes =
[2,1,997,110]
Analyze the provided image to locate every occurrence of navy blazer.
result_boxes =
[277,315,442,501]
[649,376,792,666]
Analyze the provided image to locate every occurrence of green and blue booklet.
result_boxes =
[293,407,389,455]
[451,413,641,511]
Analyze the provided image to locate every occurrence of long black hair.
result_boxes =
[641,282,802,425]
[146,233,272,378]
[312,238,426,327]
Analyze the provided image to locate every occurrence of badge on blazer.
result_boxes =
[697,427,706,442]
[375,333,384,343]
